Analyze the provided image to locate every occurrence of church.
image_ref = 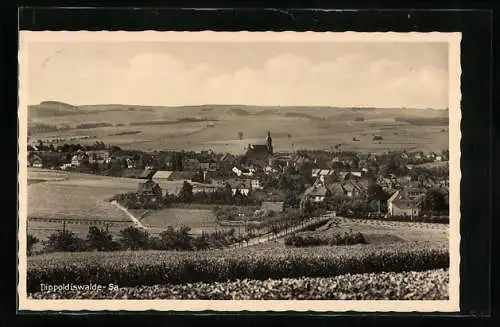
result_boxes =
[244,131,274,163]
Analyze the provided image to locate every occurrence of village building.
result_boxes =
[387,190,421,218]
[227,179,252,196]
[29,154,43,168]
[71,152,88,167]
[151,170,197,196]
[302,185,328,204]
[86,150,110,164]
[244,131,274,164]
[138,179,163,197]
[191,182,224,194]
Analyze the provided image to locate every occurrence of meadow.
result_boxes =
[27,168,141,240]
[140,208,222,235]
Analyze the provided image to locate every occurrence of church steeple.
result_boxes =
[266,131,273,155]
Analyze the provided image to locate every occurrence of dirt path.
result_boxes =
[111,201,147,230]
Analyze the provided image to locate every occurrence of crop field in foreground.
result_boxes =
[27,243,448,293]
[28,269,448,300]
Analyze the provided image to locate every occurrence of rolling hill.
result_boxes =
[26,101,449,154]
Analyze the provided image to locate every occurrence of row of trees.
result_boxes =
[27,225,252,255]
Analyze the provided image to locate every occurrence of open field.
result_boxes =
[27,168,141,240]
[28,103,449,154]
[254,216,448,249]
[141,208,221,235]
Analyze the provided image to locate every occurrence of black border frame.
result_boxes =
[1,4,494,326]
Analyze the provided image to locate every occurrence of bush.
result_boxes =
[27,234,39,256]
[86,226,119,251]
[329,231,367,246]
[285,231,367,247]
[118,226,150,250]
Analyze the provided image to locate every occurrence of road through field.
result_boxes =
[111,201,147,230]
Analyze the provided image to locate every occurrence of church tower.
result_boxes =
[266,131,273,155]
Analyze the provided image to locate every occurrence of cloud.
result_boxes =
[28,48,448,109]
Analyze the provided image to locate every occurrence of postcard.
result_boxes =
[18,31,461,312]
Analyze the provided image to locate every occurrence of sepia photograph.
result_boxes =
[18,31,461,311]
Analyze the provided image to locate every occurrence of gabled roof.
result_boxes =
[304,185,328,197]
[152,170,173,180]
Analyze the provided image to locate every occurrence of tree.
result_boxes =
[178,181,194,202]
[45,229,87,252]
[27,234,39,256]
[192,232,209,250]
[86,226,117,251]
[420,189,448,213]
[118,226,150,250]
[284,191,300,209]
[223,183,234,204]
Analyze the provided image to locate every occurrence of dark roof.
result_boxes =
[138,180,162,195]
[245,144,271,159]
[139,169,156,179]
[392,199,420,209]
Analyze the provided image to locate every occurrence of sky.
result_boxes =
[26,41,449,109]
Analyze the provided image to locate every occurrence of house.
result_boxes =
[59,162,72,170]
[350,171,363,179]
[341,180,368,197]
[227,179,252,196]
[232,166,255,177]
[138,179,163,197]
[191,182,224,194]
[182,158,201,171]
[71,152,88,167]
[220,153,237,165]
[28,154,43,168]
[139,168,156,180]
[327,182,344,196]
[261,201,284,213]
[251,179,263,190]
[265,165,278,174]
[86,150,110,164]
[435,155,443,162]
[199,162,216,171]
[400,187,426,200]
[152,170,196,182]
[123,158,135,169]
[387,190,421,217]
[303,185,328,203]
[311,169,335,179]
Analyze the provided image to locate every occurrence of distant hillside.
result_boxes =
[28,101,448,122]
[29,101,80,118]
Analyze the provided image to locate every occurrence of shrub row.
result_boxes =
[285,231,366,247]
[27,244,449,292]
